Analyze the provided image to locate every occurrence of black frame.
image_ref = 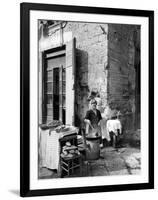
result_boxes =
[20,2,154,197]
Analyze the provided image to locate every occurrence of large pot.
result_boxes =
[85,136,101,160]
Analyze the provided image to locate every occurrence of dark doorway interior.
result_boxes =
[53,68,59,120]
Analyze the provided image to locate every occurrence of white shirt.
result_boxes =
[106,119,122,136]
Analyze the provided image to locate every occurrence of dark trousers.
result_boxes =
[109,131,117,148]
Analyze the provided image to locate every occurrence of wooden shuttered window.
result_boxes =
[42,38,76,126]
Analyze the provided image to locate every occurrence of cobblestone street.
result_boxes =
[39,143,141,179]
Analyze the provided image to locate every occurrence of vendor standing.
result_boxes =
[84,99,102,137]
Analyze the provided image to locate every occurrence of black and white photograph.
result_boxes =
[0,0,157,199]
[20,3,154,197]
[38,20,141,179]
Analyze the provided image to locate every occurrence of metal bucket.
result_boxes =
[85,136,101,160]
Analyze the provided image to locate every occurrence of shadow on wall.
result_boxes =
[75,49,89,128]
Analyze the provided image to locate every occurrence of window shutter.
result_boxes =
[65,38,76,126]
[42,52,46,124]
[59,65,63,122]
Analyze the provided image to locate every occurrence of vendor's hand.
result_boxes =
[86,119,91,125]
[84,119,94,129]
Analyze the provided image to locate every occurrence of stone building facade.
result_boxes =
[38,21,140,135]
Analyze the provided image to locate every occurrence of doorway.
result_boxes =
[42,51,66,125]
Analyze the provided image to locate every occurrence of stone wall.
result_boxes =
[64,22,108,126]
[107,24,140,131]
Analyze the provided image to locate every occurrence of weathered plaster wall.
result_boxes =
[38,22,73,124]
[64,22,108,126]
